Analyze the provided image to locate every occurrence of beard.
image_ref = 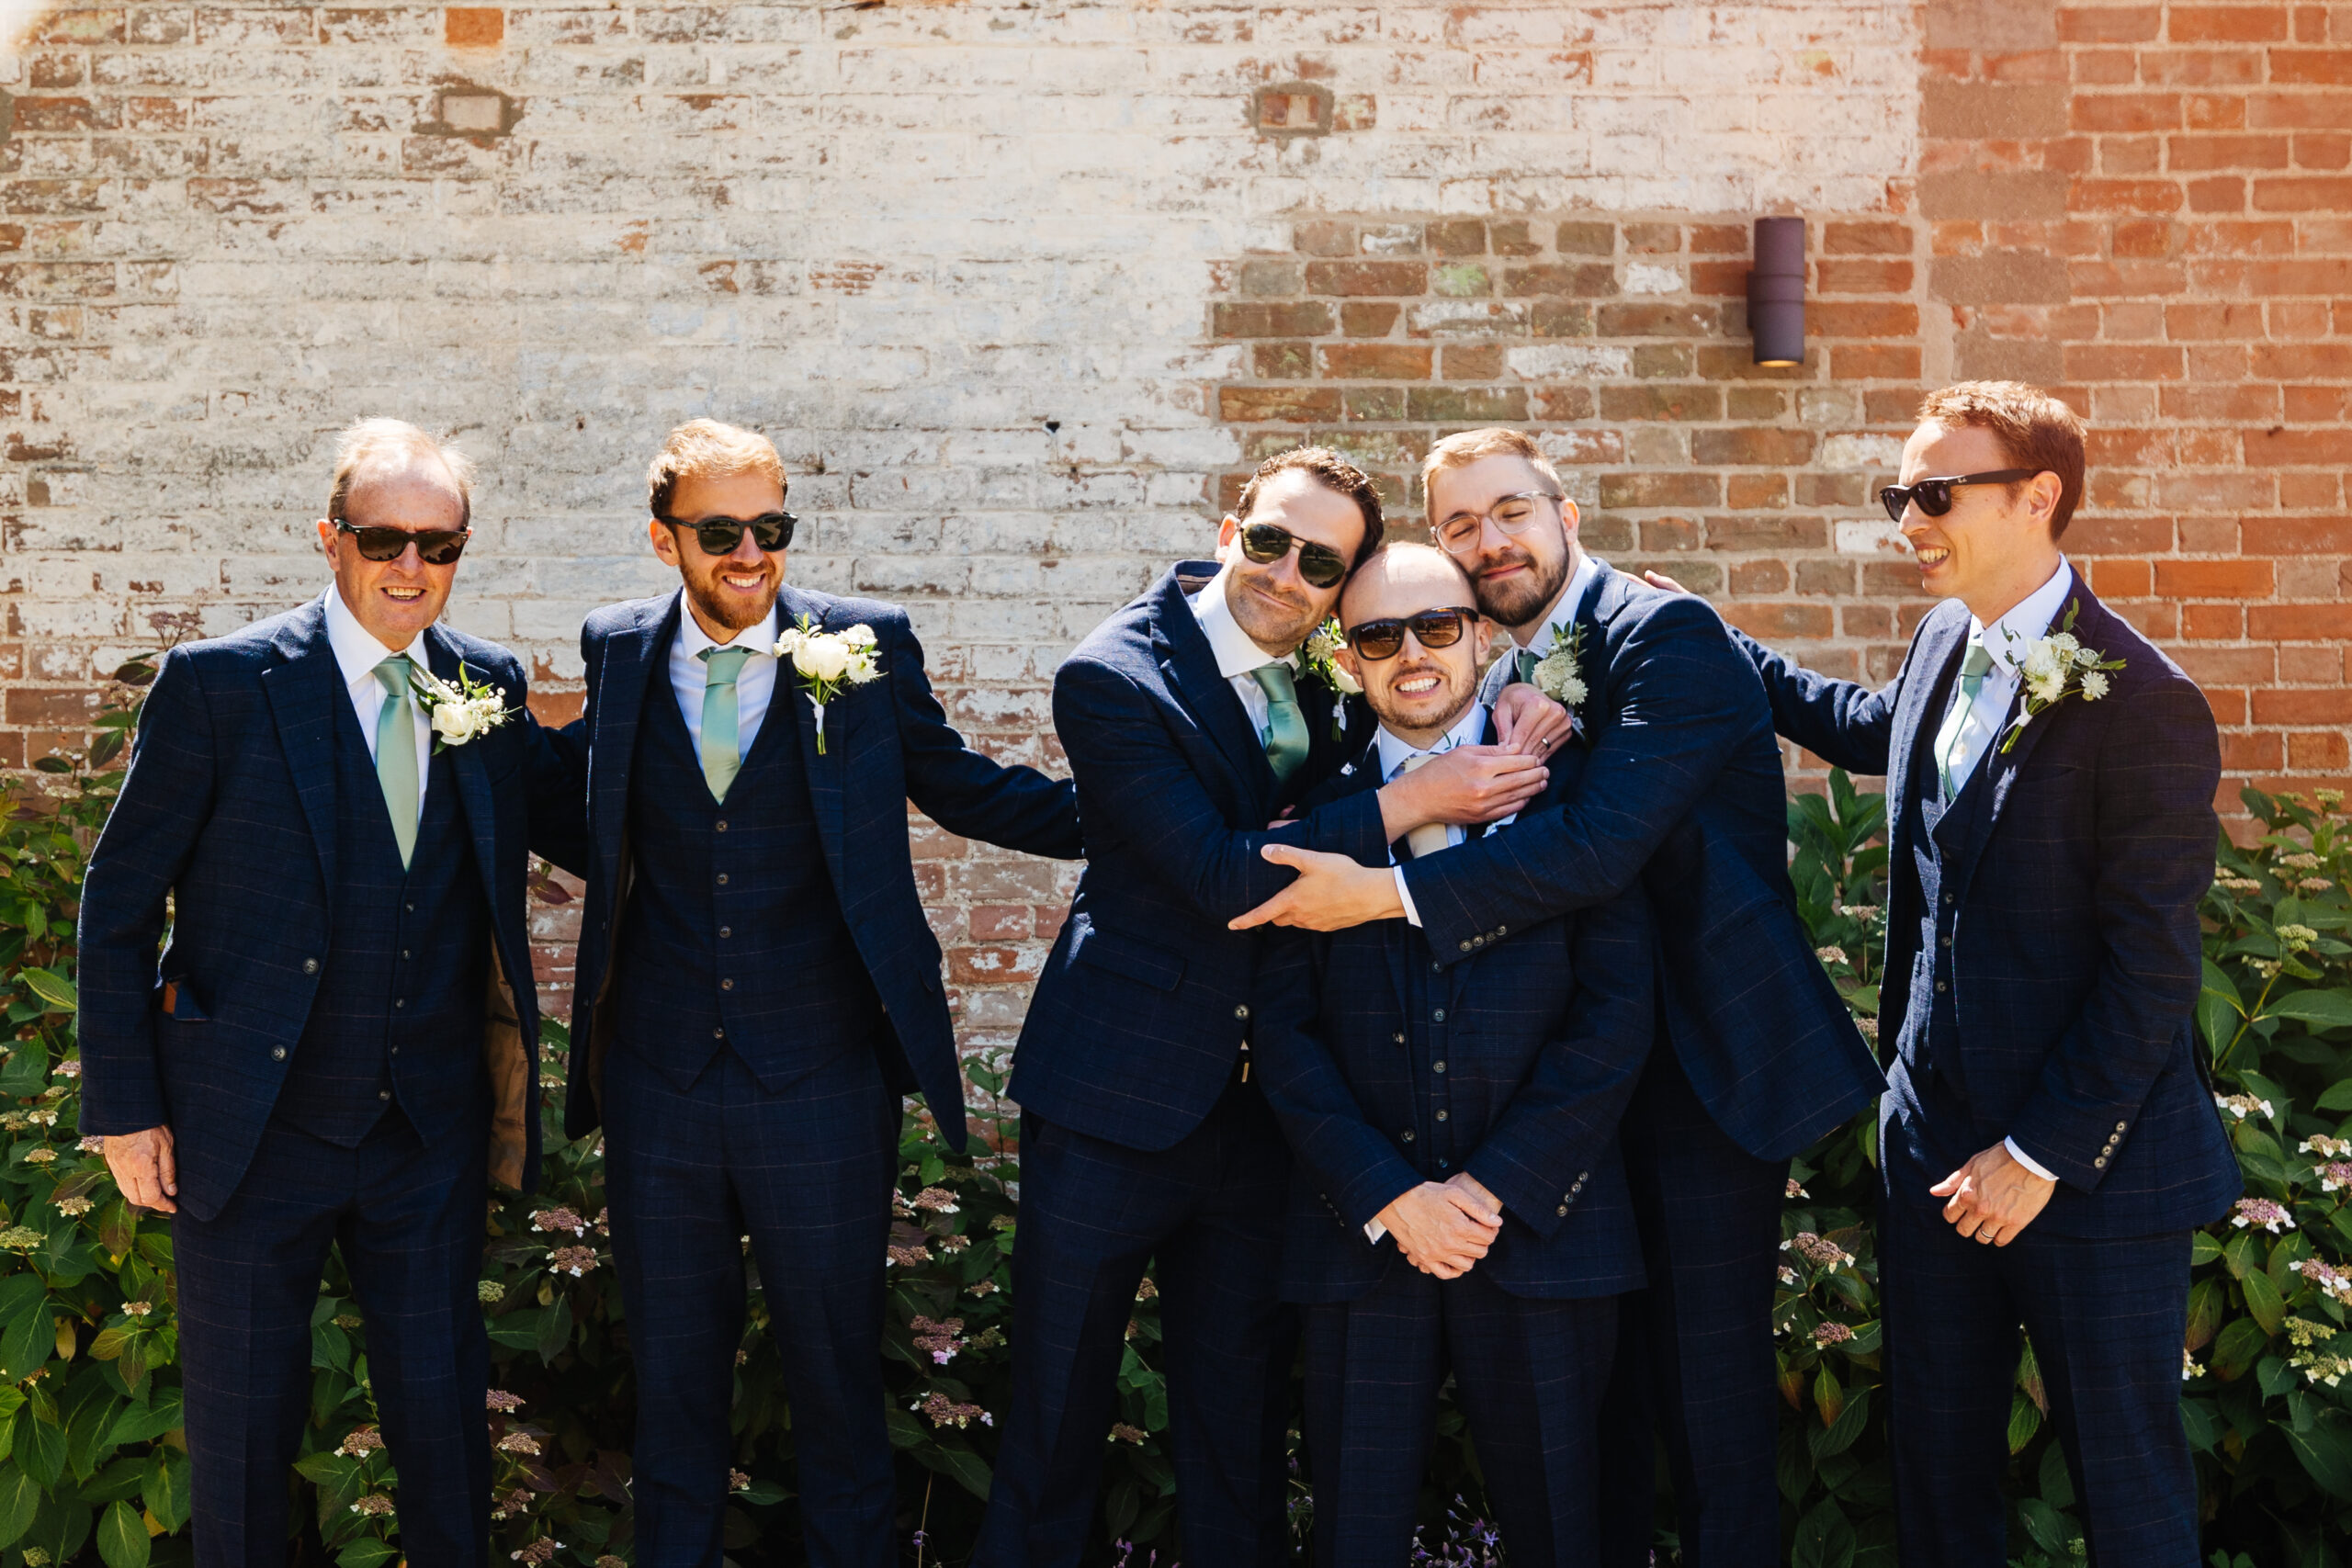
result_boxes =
[683,559,781,633]
[1472,540,1572,631]
[1225,564,1324,653]
[1369,657,1478,735]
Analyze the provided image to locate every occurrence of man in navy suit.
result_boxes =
[1713,383,2238,1568]
[79,420,580,1567]
[1255,542,1653,1567]
[1233,428,1884,1566]
[556,420,1082,1568]
[977,448,1570,1568]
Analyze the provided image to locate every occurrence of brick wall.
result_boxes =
[0,0,2340,1055]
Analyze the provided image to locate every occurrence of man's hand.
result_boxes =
[105,1125,178,1214]
[1443,1170,1501,1219]
[1642,570,1692,595]
[1229,845,1406,931]
[1374,1181,1503,1279]
[1491,682,1573,758]
[1377,745,1546,840]
[1929,1142,2055,1247]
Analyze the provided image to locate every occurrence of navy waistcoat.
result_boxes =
[612,655,885,1089]
[277,684,490,1146]
[1894,729,1999,1174]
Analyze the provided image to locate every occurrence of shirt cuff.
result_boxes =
[1393,866,1422,928]
[1365,1217,1387,1243]
[2004,1136,2057,1182]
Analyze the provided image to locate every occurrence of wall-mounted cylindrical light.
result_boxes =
[1749,216,1806,367]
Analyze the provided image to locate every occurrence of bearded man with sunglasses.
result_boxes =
[78,419,584,1566]
[1233,428,1883,1568]
[1694,384,2237,1568]
[978,448,1569,1568]
[554,419,1082,1568]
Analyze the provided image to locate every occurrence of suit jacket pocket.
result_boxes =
[1072,922,1186,992]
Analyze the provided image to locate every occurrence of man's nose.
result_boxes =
[726,529,767,567]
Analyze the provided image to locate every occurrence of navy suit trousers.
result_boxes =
[976,1079,1294,1568]
[603,1041,900,1568]
[1596,1047,1788,1568]
[1880,1192,2199,1568]
[174,1104,492,1568]
[1302,1269,1615,1568]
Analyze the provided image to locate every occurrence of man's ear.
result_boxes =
[649,516,681,567]
[1335,644,1361,687]
[315,518,338,564]
[1557,497,1583,546]
[1469,617,1495,668]
[1216,513,1242,548]
[2026,471,2063,533]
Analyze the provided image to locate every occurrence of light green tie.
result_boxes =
[1516,647,1540,686]
[1934,637,1997,797]
[371,657,419,869]
[697,645,754,803]
[1251,663,1310,786]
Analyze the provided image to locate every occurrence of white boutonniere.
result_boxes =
[410,661,514,752]
[1997,600,2120,753]
[1299,617,1360,739]
[1530,619,1589,715]
[774,615,883,753]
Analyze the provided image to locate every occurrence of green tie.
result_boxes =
[371,657,419,870]
[1516,647,1540,685]
[698,645,754,803]
[1934,638,1997,797]
[1251,663,1310,786]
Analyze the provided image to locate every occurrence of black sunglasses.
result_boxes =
[1238,522,1350,590]
[661,511,797,556]
[1345,607,1478,662]
[1878,469,2038,524]
[334,520,470,566]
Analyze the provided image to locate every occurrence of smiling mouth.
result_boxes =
[382,585,425,602]
[1393,672,1442,696]
[1914,546,1951,569]
[719,570,768,591]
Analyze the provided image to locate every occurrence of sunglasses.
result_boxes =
[334,520,470,566]
[661,511,797,556]
[1878,469,2038,524]
[1238,522,1350,590]
[1345,606,1479,662]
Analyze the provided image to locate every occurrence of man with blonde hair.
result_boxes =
[1235,426,1883,1566]
[79,418,582,1564]
[554,419,1084,1565]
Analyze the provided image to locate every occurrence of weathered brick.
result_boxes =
[1303,261,1428,298]
[1212,301,1335,338]
[1317,344,1431,379]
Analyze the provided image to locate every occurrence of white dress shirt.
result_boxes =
[322,582,433,826]
[1935,558,2074,797]
[1187,562,1298,747]
[1374,703,1512,857]
[669,597,781,758]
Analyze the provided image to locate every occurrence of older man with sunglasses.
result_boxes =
[978,448,1569,1568]
[1234,428,1883,1568]
[78,419,586,1566]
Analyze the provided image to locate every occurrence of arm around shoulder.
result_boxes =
[888,610,1083,859]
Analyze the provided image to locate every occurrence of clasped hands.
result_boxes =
[1374,1172,1503,1280]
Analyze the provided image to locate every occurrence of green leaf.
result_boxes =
[2243,1267,2288,1336]
[2017,1496,2077,1559]
[2007,1391,2043,1454]
[16,969,74,1013]
[17,1400,66,1489]
[2211,1316,2269,1381]
[913,1439,994,1501]
[2190,1231,2224,1267]
[0,1468,38,1548]
[2284,1413,2352,1498]
[336,1540,400,1568]
[94,1498,147,1568]
[1810,1384,1871,1461]
[1791,1496,1857,1568]
[2261,988,2352,1031]
[142,1446,189,1532]
[2316,1077,2352,1112]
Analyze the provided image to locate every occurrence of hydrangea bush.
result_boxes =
[0,667,2340,1564]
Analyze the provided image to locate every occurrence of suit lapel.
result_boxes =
[1153,570,1278,810]
[1886,606,1972,853]
[592,592,679,895]
[430,627,503,917]
[1950,567,2097,883]
[259,599,342,896]
[777,583,850,889]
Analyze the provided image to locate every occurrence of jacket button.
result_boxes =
[1459,941,1472,952]
[377,1089,391,1102]
[1496,926,1507,936]
[717,874,729,886]
[713,1027,725,1040]
[721,978,735,991]
[718,927,731,939]
[1938,935,1951,948]
[1934,980,1948,993]
[1434,1109,1449,1122]
[390,1045,399,1057]
[1401,1130,1415,1143]
[400,949,411,960]
[715,819,728,832]
[2114,1121,2127,1132]
[2094,1156,2108,1168]
[393,998,405,1010]
[1941,893,1953,907]
[1234,1005,1250,1020]
[1557,1204,1569,1217]
[301,958,319,975]
[1432,1009,1446,1022]
[1430,961,1442,974]
[270,1046,287,1061]
[1393,1032,1405,1044]
[1431,1060,1446,1074]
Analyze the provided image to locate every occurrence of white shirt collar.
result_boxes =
[1507,550,1602,659]
[673,593,780,661]
[1976,558,2075,674]
[322,581,419,689]
[1188,561,1293,680]
[1374,700,1490,782]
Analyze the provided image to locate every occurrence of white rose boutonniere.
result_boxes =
[775,615,883,753]
[1530,619,1589,716]
[1997,598,2120,753]
[410,662,514,752]
[1299,617,1360,739]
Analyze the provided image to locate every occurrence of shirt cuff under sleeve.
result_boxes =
[2004,1136,2057,1183]
[1393,866,1422,928]
[1365,1217,1387,1243]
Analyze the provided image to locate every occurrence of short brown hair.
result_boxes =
[647,419,787,518]
[1917,381,2086,538]
[1419,427,1564,521]
[328,418,476,526]
[1234,446,1384,569]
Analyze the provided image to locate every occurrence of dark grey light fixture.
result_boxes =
[1749,217,1806,367]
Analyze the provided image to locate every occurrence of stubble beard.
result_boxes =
[684,561,781,635]
[1227,567,1322,654]
[1474,543,1571,633]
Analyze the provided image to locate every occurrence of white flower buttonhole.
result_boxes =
[775,615,885,753]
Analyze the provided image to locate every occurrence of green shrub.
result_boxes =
[0,669,2342,1565]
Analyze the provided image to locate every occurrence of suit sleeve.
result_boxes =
[887,612,1085,860]
[1397,595,1768,955]
[1054,656,1390,924]
[1463,881,1655,1239]
[523,710,592,877]
[1253,931,1424,1233]
[2004,679,2222,1190]
[75,649,217,1135]
[1732,625,1902,777]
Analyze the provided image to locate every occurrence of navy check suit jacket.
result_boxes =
[76,600,577,1219]
[1396,559,1884,1161]
[1256,741,1653,1303]
[1735,572,2240,1237]
[1011,562,1385,1152]
[560,585,1082,1151]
